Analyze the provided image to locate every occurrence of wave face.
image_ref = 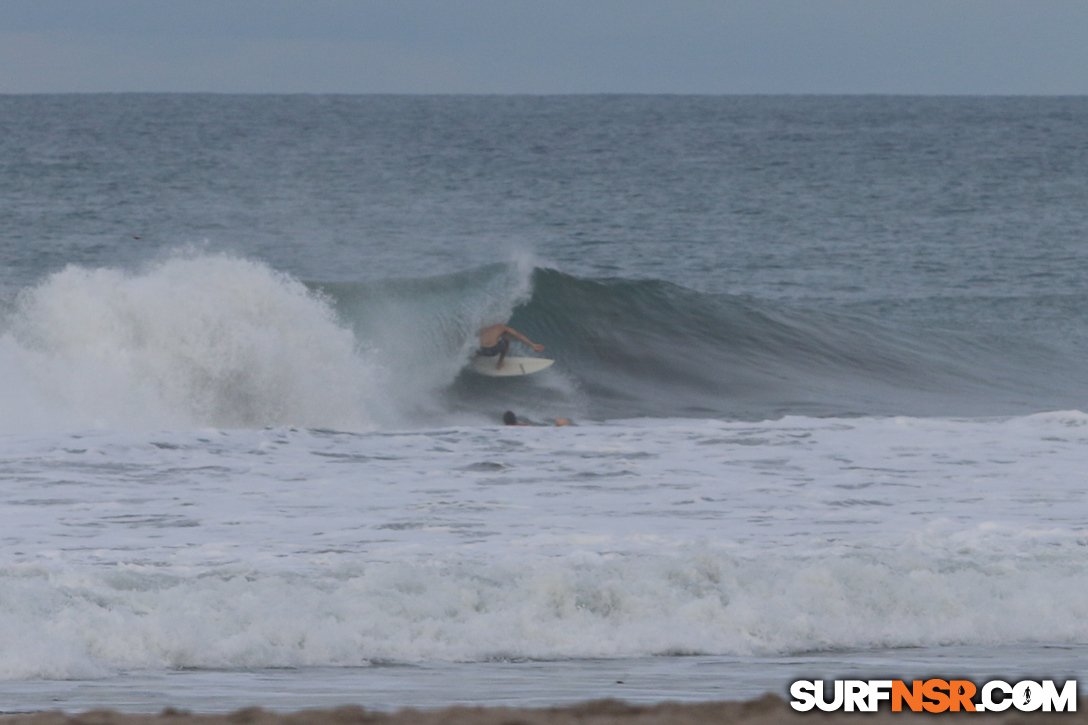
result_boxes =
[1,255,1083,434]
[440,268,1087,422]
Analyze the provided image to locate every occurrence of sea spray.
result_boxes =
[0,255,376,432]
[315,258,540,424]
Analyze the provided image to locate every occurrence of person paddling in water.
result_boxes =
[477,323,544,370]
[504,411,571,427]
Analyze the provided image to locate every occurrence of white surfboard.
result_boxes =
[472,356,555,377]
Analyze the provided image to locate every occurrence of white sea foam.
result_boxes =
[0,254,550,433]
[0,255,377,433]
[2,544,1085,680]
[1,413,1086,679]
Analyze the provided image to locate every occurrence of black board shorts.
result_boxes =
[477,337,510,357]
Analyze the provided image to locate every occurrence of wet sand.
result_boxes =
[2,695,1082,725]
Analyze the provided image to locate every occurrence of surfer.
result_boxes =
[503,411,531,426]
[503,411,571,427]
[477,324,544,370]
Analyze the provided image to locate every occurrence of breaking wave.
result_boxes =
[1,254,1083,434]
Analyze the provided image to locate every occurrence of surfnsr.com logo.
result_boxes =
[790,679,1077,713]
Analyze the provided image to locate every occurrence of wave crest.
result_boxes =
[1,255,375,432]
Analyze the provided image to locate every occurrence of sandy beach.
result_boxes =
[2,695,1083,725]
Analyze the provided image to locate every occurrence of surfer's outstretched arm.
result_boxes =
[502,325,545,353]
[478,324,544,353]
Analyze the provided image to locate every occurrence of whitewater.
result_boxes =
[1,94,1087,711]
[4,409,1087,688]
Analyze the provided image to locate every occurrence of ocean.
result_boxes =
[0,94,1086,712]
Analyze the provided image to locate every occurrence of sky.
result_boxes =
[2,0,1087,95]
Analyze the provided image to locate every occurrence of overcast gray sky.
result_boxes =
[3,0,1087,94]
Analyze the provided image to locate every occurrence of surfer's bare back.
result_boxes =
[477,324,544,370]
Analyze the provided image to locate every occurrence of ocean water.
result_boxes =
[0,95,1087,712]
